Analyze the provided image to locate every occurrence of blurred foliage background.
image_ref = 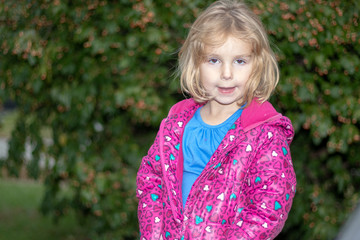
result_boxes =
[0,0,359,239]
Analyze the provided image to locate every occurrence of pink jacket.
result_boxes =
[136,98,296,240]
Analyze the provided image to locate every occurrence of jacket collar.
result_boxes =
[169,98,282,133]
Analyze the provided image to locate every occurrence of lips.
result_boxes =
[218,87,235,94]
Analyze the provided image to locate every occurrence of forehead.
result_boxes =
[203,36,253,55]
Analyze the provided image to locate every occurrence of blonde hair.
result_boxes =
[178,0,279,106]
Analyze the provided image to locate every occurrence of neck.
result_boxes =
[200,102,240,125]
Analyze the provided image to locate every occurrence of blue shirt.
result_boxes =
[181,107,243,208]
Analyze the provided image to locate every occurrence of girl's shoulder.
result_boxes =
[241,100,281,132]
[241,100,294,140]
[167,98,200,116]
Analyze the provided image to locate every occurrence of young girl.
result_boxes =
[136,0,296,239]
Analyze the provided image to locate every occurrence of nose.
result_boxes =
[221,63,233,80]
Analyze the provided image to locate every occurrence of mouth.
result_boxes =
[218,87,235,94]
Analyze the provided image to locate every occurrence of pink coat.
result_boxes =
[136,98,296,240]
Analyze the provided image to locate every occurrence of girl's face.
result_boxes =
[199,36,253,112]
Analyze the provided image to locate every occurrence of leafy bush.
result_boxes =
[0,0,359,239]
[259,1,360,239]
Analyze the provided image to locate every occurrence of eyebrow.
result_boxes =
[206,54,252,59]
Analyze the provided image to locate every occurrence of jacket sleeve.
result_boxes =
[228,124,296,239]
[136,120,166,239]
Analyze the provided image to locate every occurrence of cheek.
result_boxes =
[200,78,212,91]
[199,68,214,86]
[247,65,254,77]
[238,67,253,82]
[244,71,253,82]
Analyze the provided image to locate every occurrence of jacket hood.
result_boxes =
[241,99,282,131]
[168,98,293,144]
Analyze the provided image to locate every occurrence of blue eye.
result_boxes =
[208,58,220,64]
[235,59,246,64]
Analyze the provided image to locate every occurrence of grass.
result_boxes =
[0,178,89,240]
[0,111,89,239]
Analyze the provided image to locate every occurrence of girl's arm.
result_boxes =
[201,123,295,239]
[228,124,296,239]
[136,123,165,239]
